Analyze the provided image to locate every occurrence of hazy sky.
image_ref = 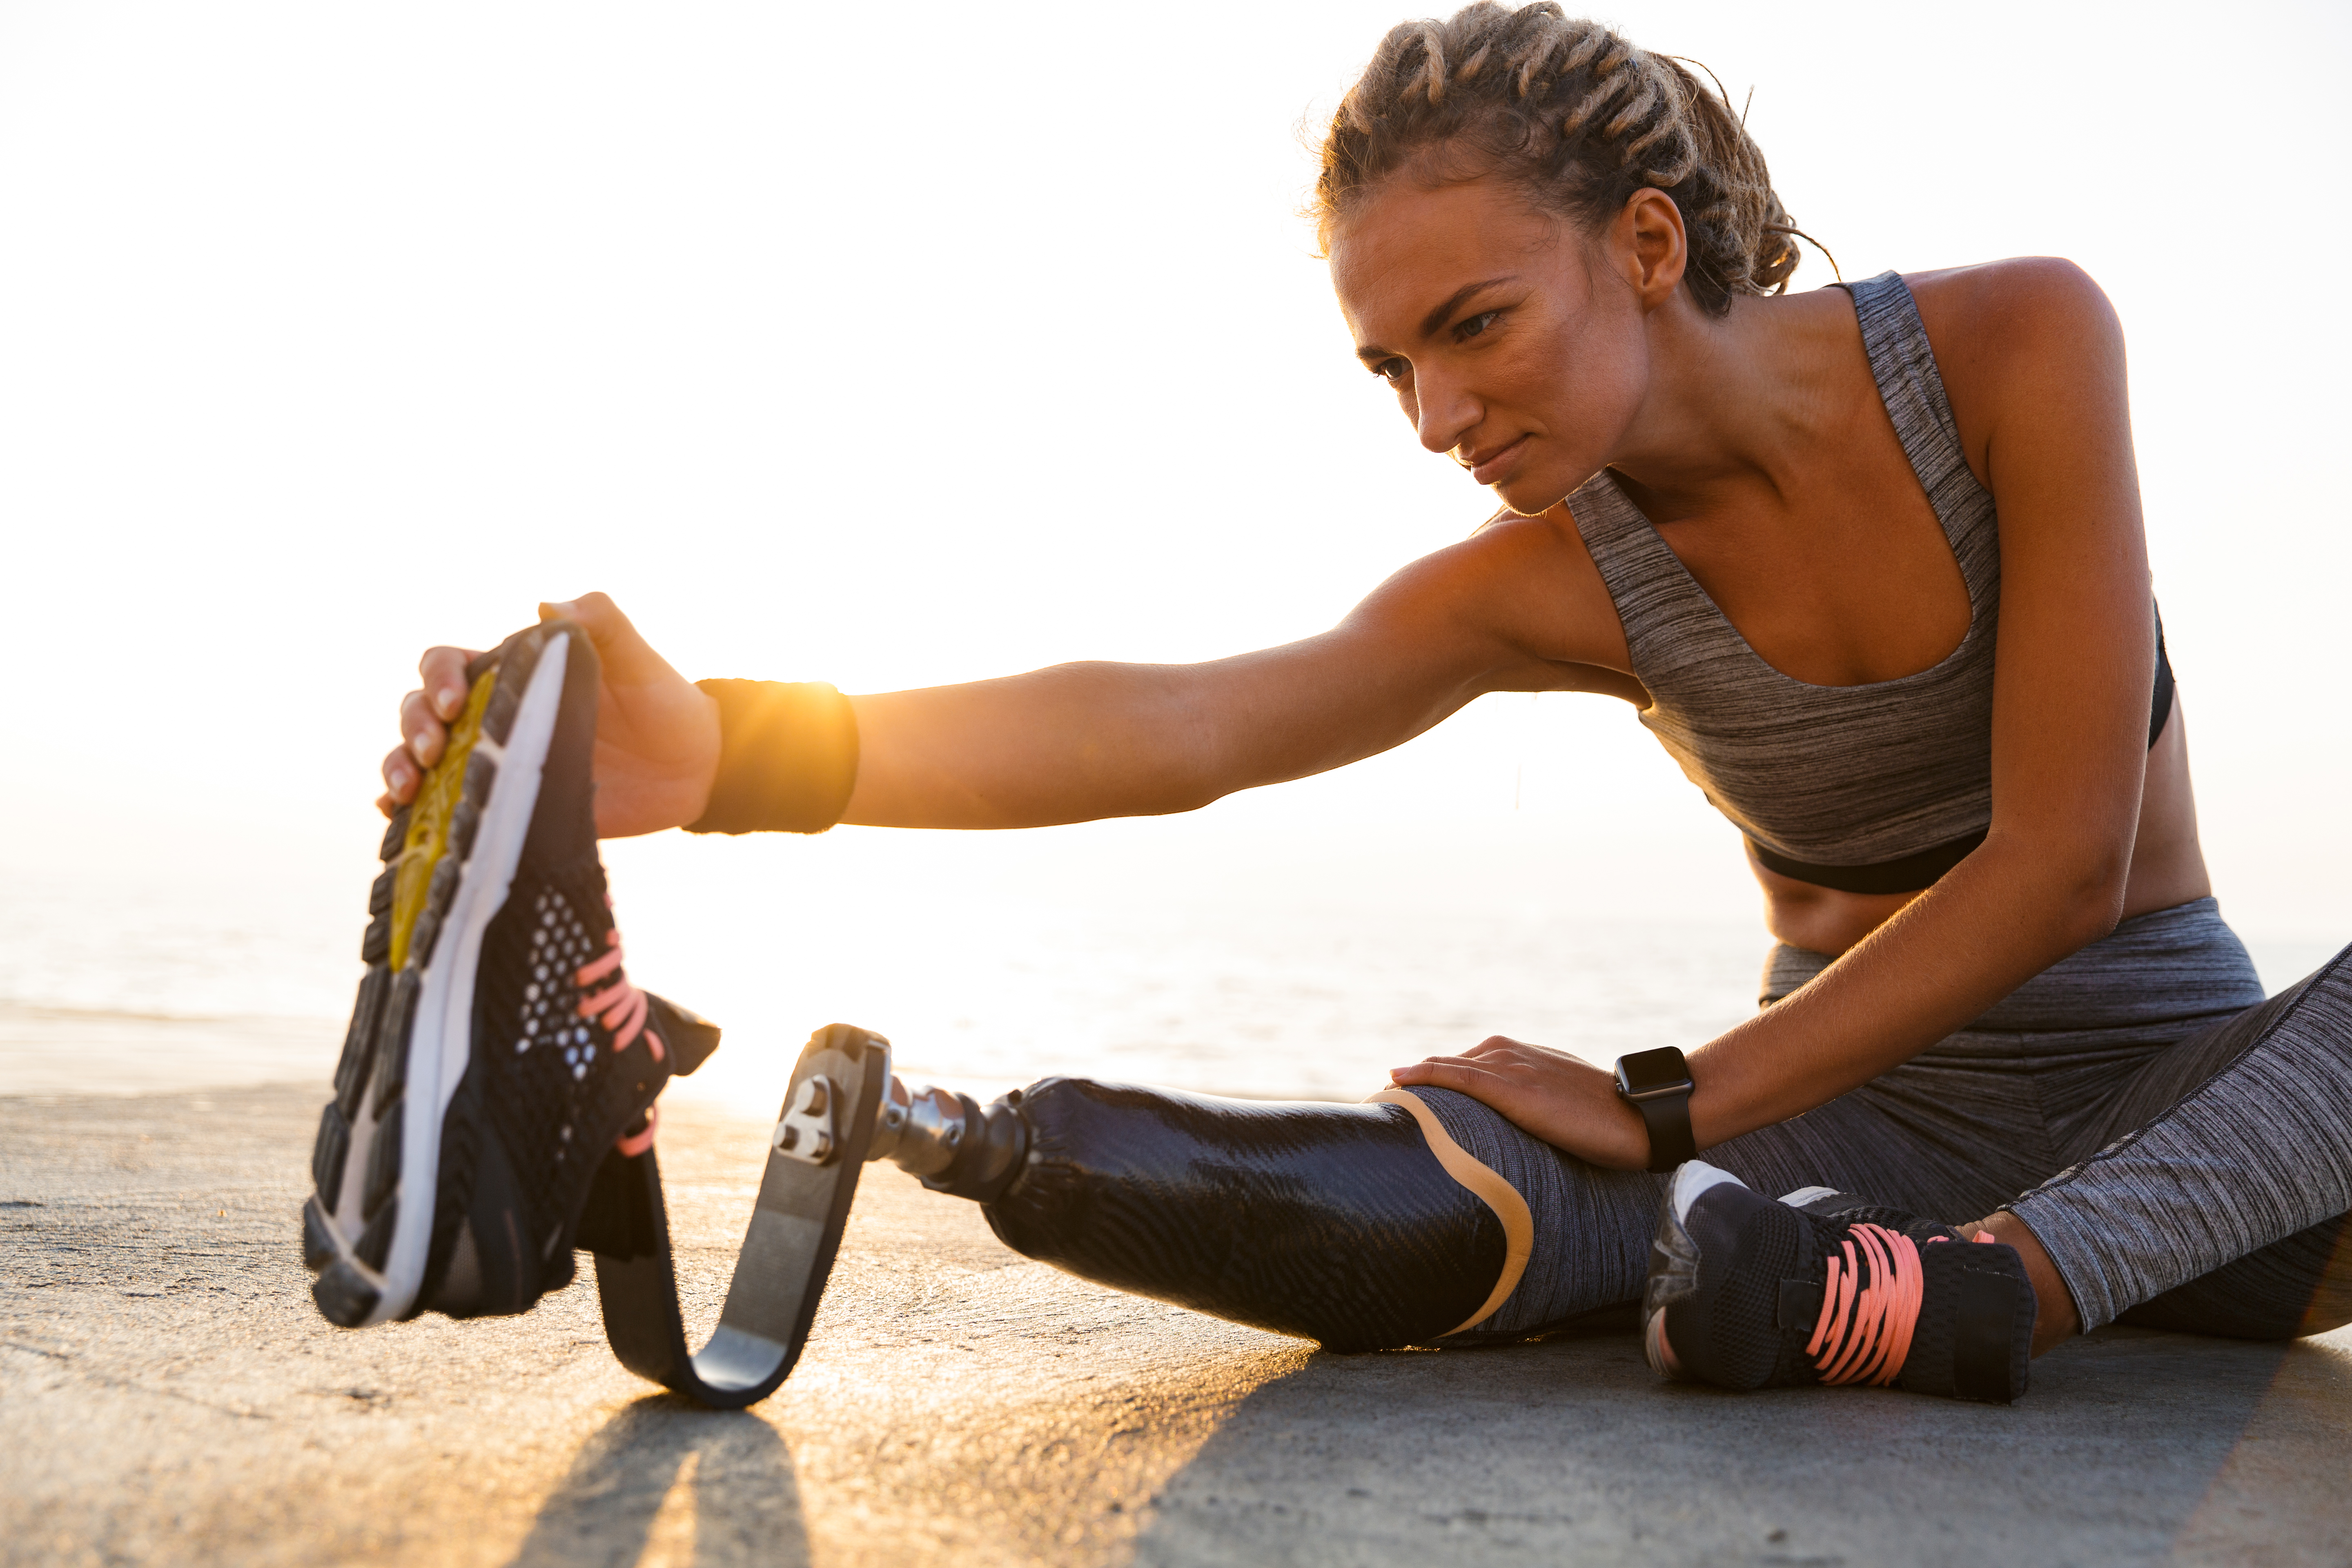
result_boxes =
[3,0,2346,956]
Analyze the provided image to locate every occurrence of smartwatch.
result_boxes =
[1614,1047,1697,1173]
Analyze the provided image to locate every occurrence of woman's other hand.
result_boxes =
[1389,1036,1653,1170]
[377,592,722,838]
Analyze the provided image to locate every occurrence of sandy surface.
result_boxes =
[4,1082,2349,1567]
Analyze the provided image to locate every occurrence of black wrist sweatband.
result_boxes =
[684,679,859,835]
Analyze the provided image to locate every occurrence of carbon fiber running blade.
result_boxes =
[589,1023,889,1408]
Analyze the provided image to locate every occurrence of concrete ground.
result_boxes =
[4,1084,2348,1568]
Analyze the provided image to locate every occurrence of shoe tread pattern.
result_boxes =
[356,1197,398,1271]
[311,1103,350,1204]
[307,650,512,1325]
[334,966,390,1118]
[301,1195,338,1272]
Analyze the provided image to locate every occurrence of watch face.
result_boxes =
[1617,1047,1693,1098]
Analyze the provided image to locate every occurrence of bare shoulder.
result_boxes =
[1907,252,2112,311]
[1902,260,2127,478]
[1351,499,1633,686]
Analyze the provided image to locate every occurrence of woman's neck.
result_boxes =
[1604,285,1865,523]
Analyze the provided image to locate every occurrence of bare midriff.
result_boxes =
[1757,697,2213,959]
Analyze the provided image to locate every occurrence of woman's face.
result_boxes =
[1328,173,1656,516]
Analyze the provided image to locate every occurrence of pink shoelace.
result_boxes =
[576,925,666,1156]
[1806,1224,2002,1385]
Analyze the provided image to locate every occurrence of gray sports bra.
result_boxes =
[1568,271,2170,895]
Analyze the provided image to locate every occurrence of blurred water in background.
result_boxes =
[1,816,2339,1112]
[0,826,1754,1107]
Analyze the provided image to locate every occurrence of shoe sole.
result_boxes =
[305,630,573,1327]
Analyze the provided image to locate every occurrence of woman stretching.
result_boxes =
[306,2,2352,1406]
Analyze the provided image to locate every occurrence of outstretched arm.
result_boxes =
[843,593,1524,829]
[383,515,1623,836]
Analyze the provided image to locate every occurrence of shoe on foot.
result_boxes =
[1643,1162,2035,1404]
[1775,1183,1967,1245]
[303,618,718,1328]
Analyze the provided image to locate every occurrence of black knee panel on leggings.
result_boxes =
[982,1077,1515,1352]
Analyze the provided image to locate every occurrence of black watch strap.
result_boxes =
[1615,1047,1698,1174]
[1630,1092,1697,1173]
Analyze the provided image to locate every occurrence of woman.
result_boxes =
[335,3,2352,1403]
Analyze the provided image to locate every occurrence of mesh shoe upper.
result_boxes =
[1649,1166,2035,1404]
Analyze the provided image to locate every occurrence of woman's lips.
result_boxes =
[1466,435,1528,485]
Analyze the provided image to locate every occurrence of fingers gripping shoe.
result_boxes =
[1642,1163,2036,1404]
[303,620,715,1327]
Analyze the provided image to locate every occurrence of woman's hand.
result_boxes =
[378,592,722,839]
[1389,1036,1653,1171]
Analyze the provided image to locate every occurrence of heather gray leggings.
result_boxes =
[1415,898,2352,1341]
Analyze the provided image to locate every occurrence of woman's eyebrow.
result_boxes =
[1418,276,1517,338]
[1354,275,1521,365]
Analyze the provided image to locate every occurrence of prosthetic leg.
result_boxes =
[586,1024,1534,1405]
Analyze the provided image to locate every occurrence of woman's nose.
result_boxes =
[1412,371,1478,457]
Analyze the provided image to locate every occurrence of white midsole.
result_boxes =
[365,634,571,1325]
[1669,1159,1744,1222]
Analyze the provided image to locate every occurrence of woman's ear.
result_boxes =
[1614,187,1688,310]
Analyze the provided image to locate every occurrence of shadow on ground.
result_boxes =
[6,1085,2348,1568]
[508,1398,808,1568]
[1124,1327,2352,1566]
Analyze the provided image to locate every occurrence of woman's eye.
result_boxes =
[1370,358,1408,384]
[1458,310,1501,341]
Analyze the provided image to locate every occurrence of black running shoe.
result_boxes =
[1775,1183,1967,1246]
[304,619,717,1327]
[1643,1162,2035,1404]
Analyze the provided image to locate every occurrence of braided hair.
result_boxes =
[1316,3,1806,314]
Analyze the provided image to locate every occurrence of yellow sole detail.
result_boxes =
[390,668,497,973]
